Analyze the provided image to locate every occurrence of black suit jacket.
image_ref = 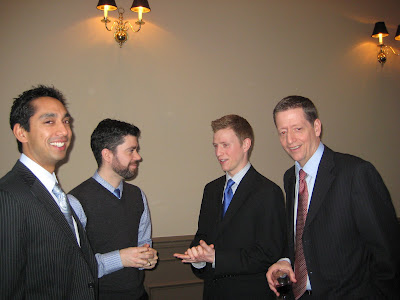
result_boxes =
[0,161,98,300]
[192,166,287,300]
[284,146,400,299]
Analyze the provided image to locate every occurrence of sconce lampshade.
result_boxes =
[97,0,118,11]
[131,0,151,13]
[371,22,389,38]
[395,25,400,41]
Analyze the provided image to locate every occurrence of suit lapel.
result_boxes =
[73,209,98,278]
[217,166,255,235]
[304,147,335,229]
[15,162,80,247]
[285,168,296,254]
[215,179,225,223]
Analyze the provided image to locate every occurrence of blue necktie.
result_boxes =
[53,183,75,233]
[222,179,235,217]
[114,188,121,199]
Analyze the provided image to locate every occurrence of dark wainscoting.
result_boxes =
[144,235,203,300]
[145,220,400,299]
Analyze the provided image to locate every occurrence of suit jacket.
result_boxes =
[284,146,400,299]
[191,166,287,300]
[0,161,98,300]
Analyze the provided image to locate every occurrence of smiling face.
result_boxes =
[111,135,142,180]
[213,127,250,177]
[13,97,72,173]
[275,107,321,167]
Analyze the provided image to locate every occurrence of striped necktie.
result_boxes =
[53,183,75,233]
[293,169,309,299]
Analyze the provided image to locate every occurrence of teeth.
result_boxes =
[290,146,300,150]
[50,142,65,148]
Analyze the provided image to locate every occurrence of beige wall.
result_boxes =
[1,0,399,237]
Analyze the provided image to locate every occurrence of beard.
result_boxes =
[111,156,138,180]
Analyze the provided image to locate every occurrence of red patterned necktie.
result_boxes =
[293,169,309,300]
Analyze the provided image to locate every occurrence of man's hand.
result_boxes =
[173,240,215,264]
[142,245,158,269]
[120,244,158,269]
[266,260,296,296]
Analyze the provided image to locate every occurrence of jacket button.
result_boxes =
[88,282,95,288]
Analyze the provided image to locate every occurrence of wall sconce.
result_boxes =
[96,0,151,47]
[371,22,400,64]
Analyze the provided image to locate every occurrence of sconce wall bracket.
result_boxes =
[372,22,400,65]
[97,0,150,47]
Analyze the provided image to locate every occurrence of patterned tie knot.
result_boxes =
[53,183,68,211]
[299,170,307,195]
[53,182,63,195]
[299,169,306,181]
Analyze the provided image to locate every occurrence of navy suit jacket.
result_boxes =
[0,161,98,300]
[284,146,400,299]
[192,166,287,300]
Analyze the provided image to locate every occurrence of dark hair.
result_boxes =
[211,114,254,158]
[91,118,141,168]
[273,95,319,126]
[10,85,67,153]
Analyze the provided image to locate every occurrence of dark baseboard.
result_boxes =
[144,235,203,300]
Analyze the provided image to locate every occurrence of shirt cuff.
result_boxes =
[96,250,124,278]
[279,257,291,264]
[192,261,206,269]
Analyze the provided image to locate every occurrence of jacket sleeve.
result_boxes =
[351,161,400,296]
[190,185,217,280]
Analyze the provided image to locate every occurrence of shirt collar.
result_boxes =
[19,153,57,192]
[226,162,251,185]
[93,170,123,195]
[295,142,324,177]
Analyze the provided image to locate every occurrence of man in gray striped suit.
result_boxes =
[0,85,98,299]
[266,95,400,299]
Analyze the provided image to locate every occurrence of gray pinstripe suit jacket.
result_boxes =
[0,161,98,300]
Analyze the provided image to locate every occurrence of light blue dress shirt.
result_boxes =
[293,142,324,291]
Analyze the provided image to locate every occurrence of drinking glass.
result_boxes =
[272,269,292,299]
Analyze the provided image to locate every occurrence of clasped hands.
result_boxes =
[173,240,215,264]
[120,243,158,269]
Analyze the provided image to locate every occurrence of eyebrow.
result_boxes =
[39,112,71,119]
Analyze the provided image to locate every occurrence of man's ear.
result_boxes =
[101,148,113,165]
[242,138,251,153]
[13,124,28,143]
[314,119,322,137]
